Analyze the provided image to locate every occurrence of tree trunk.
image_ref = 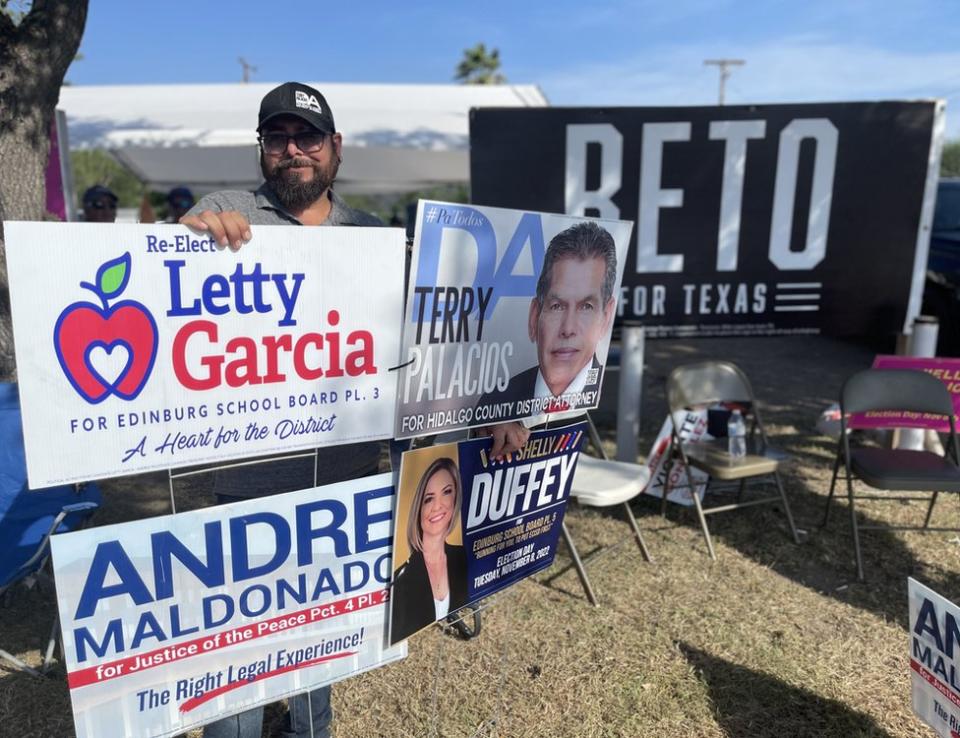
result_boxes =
[0,0,88,380]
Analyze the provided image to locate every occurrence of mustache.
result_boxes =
[277,157,318,171]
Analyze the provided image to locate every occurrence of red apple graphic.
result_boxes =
[54,253,158,403]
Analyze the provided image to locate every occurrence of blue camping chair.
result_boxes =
[0,382,100,675]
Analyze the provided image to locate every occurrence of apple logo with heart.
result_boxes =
[54,252,158,403]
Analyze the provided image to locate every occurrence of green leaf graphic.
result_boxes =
[99,259,127,297]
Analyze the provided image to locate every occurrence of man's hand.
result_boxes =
[475,421,530,459]
[180,210,252,251]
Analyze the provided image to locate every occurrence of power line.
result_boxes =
[238,57,257,84]
[704,59,745,105]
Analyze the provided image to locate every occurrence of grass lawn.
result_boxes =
[1,335,953,737]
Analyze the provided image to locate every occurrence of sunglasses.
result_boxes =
[258,131,327,155]
[87,200,117,210]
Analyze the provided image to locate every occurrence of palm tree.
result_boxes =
[455,43,506,85]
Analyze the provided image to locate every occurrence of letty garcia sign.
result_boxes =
[4,222,404,487]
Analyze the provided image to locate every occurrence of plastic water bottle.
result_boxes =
[728,409,746,458]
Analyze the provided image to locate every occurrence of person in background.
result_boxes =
[81,185,117,223]
[165,186,195,222]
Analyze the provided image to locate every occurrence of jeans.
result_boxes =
[202,686,332,738]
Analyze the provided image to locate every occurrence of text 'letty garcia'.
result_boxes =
[162,260,376,389]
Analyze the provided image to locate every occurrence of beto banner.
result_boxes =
[395,201,631,439]
[4,222,404,487]
[50,473,405,738]
[470,101,944,338]
[909,577,960,738]
[389,422,586,644]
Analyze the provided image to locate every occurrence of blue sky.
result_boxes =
[69,0,960,136]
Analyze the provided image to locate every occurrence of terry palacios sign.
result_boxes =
[395,201,631,438]
[470,101,944,337]
[909,578,960,738]
[50,473,405,738]
[4,222,404,487]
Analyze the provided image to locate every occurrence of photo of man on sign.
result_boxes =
[479,221,617,413]
[395,201,631,439]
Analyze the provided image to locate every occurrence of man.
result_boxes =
[165,186,195,222]
[479,221,617,415]
[81,184,118,223]
[182,81,527,738]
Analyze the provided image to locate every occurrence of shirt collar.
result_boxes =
[253,183,351,226]
[534,359,593,401]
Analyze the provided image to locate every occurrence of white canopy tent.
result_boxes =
[58,82,549,195]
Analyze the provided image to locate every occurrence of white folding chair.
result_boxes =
[561,414,653,605]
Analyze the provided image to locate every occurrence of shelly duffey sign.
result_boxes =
[5,222,405,487]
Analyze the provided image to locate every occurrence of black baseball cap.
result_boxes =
[258,82,336,134]
[82,185,118,205]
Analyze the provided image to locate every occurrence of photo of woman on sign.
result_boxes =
[390,456,468,643]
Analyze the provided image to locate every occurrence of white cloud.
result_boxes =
[540,37,960,137]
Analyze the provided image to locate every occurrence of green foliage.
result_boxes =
[941,139,960,177]
[70,150,143,209]
[341,184,469,226]
[455,43,506,85]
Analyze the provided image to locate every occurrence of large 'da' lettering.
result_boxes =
[412,205,545,321]
[565,119,838,274]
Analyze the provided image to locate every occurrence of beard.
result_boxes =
[261,155,339,212]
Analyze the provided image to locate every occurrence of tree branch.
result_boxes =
[0,9,16,39]
[20,0,87,84]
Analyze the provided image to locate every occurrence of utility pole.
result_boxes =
[703,59,744,105]
[238,57,257,84]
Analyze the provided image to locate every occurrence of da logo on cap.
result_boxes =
[295,90,323,114]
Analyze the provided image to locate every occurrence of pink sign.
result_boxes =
[848,355,960,431]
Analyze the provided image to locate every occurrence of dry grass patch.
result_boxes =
[1,336,951,737]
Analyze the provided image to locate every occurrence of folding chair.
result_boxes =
[561,413,653,605]
[663,361,800,559]
[824,368,960,581]
[0,382,101,675]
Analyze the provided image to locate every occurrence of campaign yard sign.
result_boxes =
[848,356,960,432]
[4,222,404,487]
[643,409,709,507]
[909,578,960,738]
[395,201,631,439]
[50,473,405,738]
[471,101,943,338]
[389,423,586,644]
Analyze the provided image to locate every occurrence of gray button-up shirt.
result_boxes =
[189,184,382,227]
[186,184,385,498]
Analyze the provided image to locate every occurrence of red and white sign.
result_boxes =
[642,409,709,507]
[50,473,405,738]
[909,578,960,738]
[4,222,405,486]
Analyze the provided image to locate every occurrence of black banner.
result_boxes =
[470,102,940,337]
